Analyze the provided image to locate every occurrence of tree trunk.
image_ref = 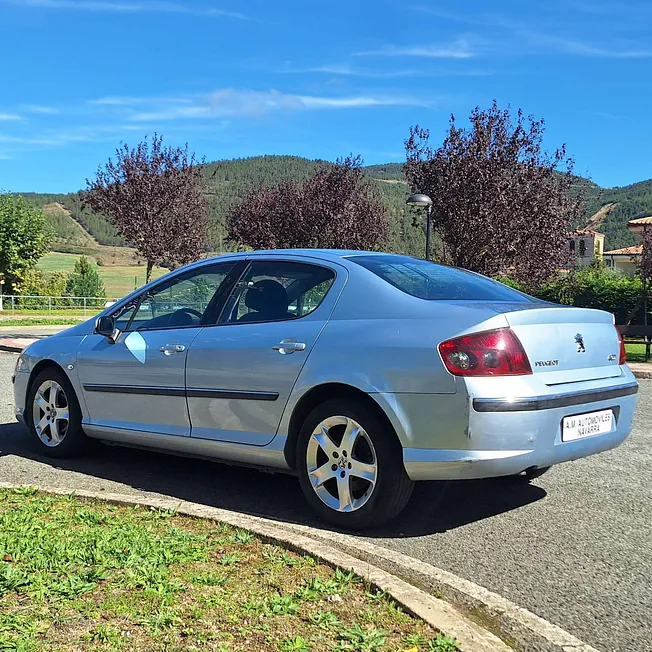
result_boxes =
[146,259,153,284]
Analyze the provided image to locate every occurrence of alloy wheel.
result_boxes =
[305,415,377,513]
[32,380,70,447]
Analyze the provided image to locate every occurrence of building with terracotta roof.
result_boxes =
[627,216,652,234]
[603,245,641,276]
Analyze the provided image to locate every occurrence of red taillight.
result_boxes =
[439,328,532,377]
[616,327,627,365]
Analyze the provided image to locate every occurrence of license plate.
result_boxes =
[562,409,614,442]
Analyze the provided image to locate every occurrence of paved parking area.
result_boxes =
[1,352,650,652]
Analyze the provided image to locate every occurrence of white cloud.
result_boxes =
[1,0,250,19]
[20,104,60,114]
[280,63,494,78]
[89,95,193,106]
[128,88,432,121]
[545,36,652,58]
[412,6,652,59]
[0,113,24,121]
[281,64,423,78]
[0,132,92,146]
[356,38,474,59]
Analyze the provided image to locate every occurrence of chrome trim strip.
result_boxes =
[83,384,186,397]
[82,384,278,401]
[472,382,638,413]
[186,388,278,401]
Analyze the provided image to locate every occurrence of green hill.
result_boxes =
[17,155,652,255]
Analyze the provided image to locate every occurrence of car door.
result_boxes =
[76,261,240,437]
[185,258,345,445]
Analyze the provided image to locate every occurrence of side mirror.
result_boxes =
[95,315,120,343]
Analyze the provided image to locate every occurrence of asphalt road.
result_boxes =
[1,352,650,652]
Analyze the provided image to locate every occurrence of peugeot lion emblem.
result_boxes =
[575,333,586,353]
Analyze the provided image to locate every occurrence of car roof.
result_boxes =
[200,249,392,265]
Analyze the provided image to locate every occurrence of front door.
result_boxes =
[76,261,238,436]
[186,258,344,445]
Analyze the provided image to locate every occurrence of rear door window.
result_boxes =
[220,260,336,324]
[350,254,534,302]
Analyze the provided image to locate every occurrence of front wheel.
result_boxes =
[296,398,414,530]
[26,367,86,458]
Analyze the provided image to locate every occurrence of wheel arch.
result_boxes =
[26,360,69,404]
[283,382,403,470]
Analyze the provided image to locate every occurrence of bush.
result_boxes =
[537,266,643,324]
[493,276,527,292]
[11,269,72,309]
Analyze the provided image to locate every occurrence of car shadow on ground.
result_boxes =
[0,421,546,538]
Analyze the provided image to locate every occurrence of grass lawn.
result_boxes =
[37,253,168,298]
[0,317,84,327]
[0,489,456,652]
[625,343,650,364]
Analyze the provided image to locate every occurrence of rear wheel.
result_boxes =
[26,368,86,458]
[296,398,414,530]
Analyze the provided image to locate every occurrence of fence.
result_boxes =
[0,295,119,317]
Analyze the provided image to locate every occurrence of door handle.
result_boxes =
[272,339,306,355]
[160,343,186,355]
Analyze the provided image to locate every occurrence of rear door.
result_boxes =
[185,258,345,445]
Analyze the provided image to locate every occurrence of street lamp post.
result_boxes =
[406,193,433,260]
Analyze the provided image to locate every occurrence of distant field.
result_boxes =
[37,252,168,297]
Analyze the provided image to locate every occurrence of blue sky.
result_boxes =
[1,0,651,192]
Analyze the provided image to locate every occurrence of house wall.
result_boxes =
[604,256,639,276]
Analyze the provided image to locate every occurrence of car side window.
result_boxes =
[221,261,335,324]
[116,263,235,332]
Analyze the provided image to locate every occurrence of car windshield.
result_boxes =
[350,254,535,302]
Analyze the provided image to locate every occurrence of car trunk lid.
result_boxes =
[498,304,622,384]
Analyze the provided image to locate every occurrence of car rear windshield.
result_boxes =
[350,255,534,302]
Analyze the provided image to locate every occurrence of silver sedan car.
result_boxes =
[12,250,638,529]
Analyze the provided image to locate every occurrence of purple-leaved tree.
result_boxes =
[405,102,583,290]
[82,134,209,283]
[227,155,389,251]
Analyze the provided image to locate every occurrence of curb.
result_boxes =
[0,344,22,353]
[630,368,652,379]
[277,524,600,652]
[0,338,38,354]
[0,483,510,652]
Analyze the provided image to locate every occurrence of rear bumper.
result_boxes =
[403,381,638,481]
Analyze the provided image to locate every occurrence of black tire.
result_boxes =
[296,398,414,530]
[25,367,86,458]
[500,466,551,484]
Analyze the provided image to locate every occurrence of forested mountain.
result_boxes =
[16,155,652,255]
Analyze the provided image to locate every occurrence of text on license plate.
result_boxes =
[562,409,614,442]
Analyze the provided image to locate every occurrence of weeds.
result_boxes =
[0,489,447,650]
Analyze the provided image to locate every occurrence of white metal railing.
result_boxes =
[0,295,119,316]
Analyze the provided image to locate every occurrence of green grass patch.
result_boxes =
[37,252,167,297]
[0,490,453,651]
[625,342,650,364]
[0,317,84,327]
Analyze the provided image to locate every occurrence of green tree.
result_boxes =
[0,194,50,293]
[66,257,106,304]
